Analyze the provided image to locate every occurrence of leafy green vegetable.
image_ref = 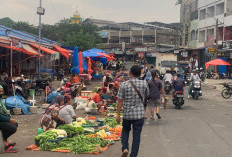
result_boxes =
[104,117,118,128]
[57,125,84,136]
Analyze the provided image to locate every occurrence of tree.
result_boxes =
[0,17,15,28]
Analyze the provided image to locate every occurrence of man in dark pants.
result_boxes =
[0,86,18,153]
[116,65,149,157]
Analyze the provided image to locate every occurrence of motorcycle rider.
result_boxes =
[188,70,200,99]
[163,70,173,84]
[172,74,185,99]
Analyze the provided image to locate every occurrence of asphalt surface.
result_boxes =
[2,64,232,157]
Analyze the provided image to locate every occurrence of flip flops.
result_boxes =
[5,146,18,153]
[8,142,16,147]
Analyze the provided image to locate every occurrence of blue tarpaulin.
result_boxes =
[91,57,108,66]
[82,51,102,57]
[3,96,31,115]
[87,48,108,54]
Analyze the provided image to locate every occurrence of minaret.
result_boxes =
[71,7,82,24]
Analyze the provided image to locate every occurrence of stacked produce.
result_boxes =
[33,117,122,154]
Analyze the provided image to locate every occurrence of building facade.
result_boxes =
[84,18,181,62]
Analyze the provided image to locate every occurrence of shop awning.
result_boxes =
[30,43,57,54]
[53,45,71,59]
[0,44,42,57]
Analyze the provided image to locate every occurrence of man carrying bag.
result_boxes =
[116,65,149,157]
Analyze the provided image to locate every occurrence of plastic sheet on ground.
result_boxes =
[3,96,31,115]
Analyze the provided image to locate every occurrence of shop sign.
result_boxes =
[181,51,188,57]
[138,52,145,58]
[174,50,179,54]
[146,53,156,57]
[135,47,147,52]
[208,47,215,53]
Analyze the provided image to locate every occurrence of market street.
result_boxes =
[1,78,232,157]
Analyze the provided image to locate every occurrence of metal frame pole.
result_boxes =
[37,0,42,80]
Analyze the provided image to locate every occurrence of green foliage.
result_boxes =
[0,17,101,50]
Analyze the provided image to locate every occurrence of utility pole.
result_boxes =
[37,0,45,79]
[215,18,219,59]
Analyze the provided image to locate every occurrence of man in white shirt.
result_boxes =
[163,70,173,83]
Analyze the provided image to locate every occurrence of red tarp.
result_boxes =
[79,51,84,74]
[0,44,42,57]
[30,43,57,54]
[205,59,231,69]
[97,52,115,61]
[53,45,71,59]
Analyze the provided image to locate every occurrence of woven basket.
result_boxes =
[13,108,22,115]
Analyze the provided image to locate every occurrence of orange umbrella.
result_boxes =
[78,51,84,74]
[205,59,231,69]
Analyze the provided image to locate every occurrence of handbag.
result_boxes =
[130,81,147,107]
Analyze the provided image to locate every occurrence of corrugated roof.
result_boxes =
[0,25,60,45]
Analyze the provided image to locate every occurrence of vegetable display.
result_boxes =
[104,117,118,128]
[57,125,84,136]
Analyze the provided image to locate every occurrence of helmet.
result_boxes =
[200,67,203,70]
[63,78,67,82]
[196,68,199,70]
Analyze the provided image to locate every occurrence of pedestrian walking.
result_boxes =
[116,65,149,157]
[147,70,166,120]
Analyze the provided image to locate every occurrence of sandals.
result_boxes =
[8,142,16,147]
[5,146,18,153]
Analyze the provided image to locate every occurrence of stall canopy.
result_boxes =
[82,51,102,57]
[205,59,231,69]
[96,52,115,61]
[88,48,108,54]
[0,44,42,57]
[30,43,57,54]
[53,45,71,59]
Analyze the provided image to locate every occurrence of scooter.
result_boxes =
[164,81,172,94]
[10,79,30,99]
[173,91,184,109]
[221,83,232,99]
[191,79,202,100]
[31,79,49,96]
[185,73,191,86]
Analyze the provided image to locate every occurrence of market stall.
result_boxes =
[27,116,122,154]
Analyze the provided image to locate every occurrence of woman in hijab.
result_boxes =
[40,95,65,131]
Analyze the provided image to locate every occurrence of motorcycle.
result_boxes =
[164,81,172,94]
[206,72,214,79]
[191,79,202,100]
[200,72,205,82]
[31,79,49,96]
[10,79,30,99]
[185,73,191,86]
[221,83,232,99]
[173,91,184,109]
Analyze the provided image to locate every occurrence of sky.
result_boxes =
[0,0,180,25]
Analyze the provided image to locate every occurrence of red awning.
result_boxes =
[0,44,42,57]
[53,45,71,59]
[205,59,231,69]
[30,43,57,54]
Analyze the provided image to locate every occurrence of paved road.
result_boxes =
[2,64,232,157]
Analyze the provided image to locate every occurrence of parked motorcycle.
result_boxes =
[185,73,191,86]
[206,72,214,79]
[164,81,172,94]
[200,72,205,82]
[191,79,202,100]
[10,79,30,99]
[221,83,232,99]
[173,91,184,109]
[31,79,49,96]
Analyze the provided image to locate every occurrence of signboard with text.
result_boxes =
[208,47,215,53]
